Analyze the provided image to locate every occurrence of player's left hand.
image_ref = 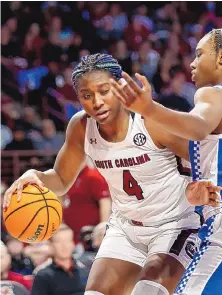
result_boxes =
[186,181,222,207]
[110,72,154,116]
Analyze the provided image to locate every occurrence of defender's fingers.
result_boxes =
[122,72,142,95]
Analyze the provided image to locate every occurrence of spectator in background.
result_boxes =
[23,241,52,272]
[32,119,64,151]
[113,40,132,75]
[1,125,13,149]
[109,3,128,40]
[0,241,33,291]
[6,237,35,275]
[22,23,46,65]
[4,124,34,151]
[20,106,42,135]
[63,162,111,245]
[47,16,74,50]
[133,4,153,32]
[133,40,160,81]
[31,224,88,295]
[158,66,193,112]
[124,17,151,51]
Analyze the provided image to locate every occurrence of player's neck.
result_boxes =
[213,77,222,86]
[99,108,130,142]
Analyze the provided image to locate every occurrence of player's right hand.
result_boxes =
[3,169,44,209]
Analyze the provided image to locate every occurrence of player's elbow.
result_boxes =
[191,130,209,141]
[189,122,210,141]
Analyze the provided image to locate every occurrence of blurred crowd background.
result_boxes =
[1,1,222,294]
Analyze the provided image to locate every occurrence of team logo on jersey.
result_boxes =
[90,138,97,144]
[185,241,197,259]
[133,133,146,146]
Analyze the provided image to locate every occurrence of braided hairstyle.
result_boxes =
[72,53,122,91]
[206,29,222,54]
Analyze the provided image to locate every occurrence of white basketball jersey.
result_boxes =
[84,113,193,225]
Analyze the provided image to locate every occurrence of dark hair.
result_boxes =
[72,53,122,91]
[206,29,222,54]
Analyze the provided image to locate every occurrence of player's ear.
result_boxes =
[217,49,222,66]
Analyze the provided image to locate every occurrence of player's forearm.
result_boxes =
[144,102,209,140]
[35,169,69,196]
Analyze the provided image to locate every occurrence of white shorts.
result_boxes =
[174,212,222,295]
[96,210,200,269]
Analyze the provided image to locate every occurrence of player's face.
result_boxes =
[77,71,122,125]
[190,35,222,88]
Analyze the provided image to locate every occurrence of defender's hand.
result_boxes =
[110,72,154,117]
[186,181,222,207]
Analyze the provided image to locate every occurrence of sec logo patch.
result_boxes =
[133,133,146,146]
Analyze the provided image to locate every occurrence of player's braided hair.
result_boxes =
[206,29,222,54]
[72,53,122,91]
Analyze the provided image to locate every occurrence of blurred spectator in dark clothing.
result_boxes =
[32,119,64,151]
[113,40,132,75]
[158,68,193,112]
[31,224,88,295]
[133,5,153,32]
[47,16,74,50]
[1,18,21,59]
[132,40,160,81]
[21,107,42,133]
[4,125,34,151]
[39,62,67,130]
[76,225,96,269]
[125,17,151,51]
[63,164,111,244]
[66,34,84,63]
[56,68,78,104]
[6,237,35,275]
[41,37,63,64]
[55,68,82,119]
[0,241,33,291]
[41,61,59,91]
[22,23,46,64]
[105,3,128,40]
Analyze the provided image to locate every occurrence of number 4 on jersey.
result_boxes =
[123,170,144,200]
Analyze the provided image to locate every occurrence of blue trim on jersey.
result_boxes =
[201,262,222,295]
[217,138,222,198]
[175,217,215,294]
[198,215,215,242]
[189,140,203,216]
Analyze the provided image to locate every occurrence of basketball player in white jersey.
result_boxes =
[110,28,222,295]
[3,53,207,295]
[3,52,221,295]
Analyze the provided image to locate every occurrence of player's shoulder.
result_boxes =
[194,86,222,104]
[68,110,88,130]
[66,110,88,145]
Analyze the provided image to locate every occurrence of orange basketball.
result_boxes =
[3,184,62,243]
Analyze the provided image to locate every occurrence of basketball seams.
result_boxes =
[4,184,62,243]
[17,206,47,239]
[33,185,50,242]
[4,199,60,222]
[47,206,62,223]
[21,190,50,195]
